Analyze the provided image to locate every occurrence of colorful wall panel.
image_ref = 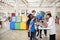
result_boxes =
[10,16,28,30]
[11,16,16,22]
[21,16,27,22]
[15,22,20,29]
[10,22,15,30]
[20,22,26,30]
[16,16,21,22]
[11,13,16,16]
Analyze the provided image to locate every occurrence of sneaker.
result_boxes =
[40,37,42,38]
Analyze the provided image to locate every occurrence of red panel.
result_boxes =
[26,24,28,30]
[11,13,16,16]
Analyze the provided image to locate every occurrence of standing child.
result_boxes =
[29,16,36,40]
[41,21,47,37]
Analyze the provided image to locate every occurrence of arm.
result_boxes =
[47,18,54,29]
[29,25,32,31]
[28,21,33,31]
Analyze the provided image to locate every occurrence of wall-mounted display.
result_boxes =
[11,13,16,16]
[11,16,16,22]
[10,22,15,30]
[22,16,27,22]
[21,10,26,16]
[15,22,20,29]
[20,22,26,29]
[16,16,21,22]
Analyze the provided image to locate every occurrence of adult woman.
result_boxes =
[46,13,56,40]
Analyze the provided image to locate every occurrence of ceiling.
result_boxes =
[26,0,60,7]
[0,0,60,8]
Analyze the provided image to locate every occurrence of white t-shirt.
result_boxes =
[47,17,56,35]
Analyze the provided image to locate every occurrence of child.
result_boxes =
[27,14,33,37]
[36,20,47,38]
[29,16,36,40]
[41,21,47,37]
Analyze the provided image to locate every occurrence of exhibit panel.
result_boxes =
[15,22,20,29]
[20,22,26,30]
[10,22,15,30]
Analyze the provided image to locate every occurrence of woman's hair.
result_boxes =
[47,13,52,17]
[46,11,52,17]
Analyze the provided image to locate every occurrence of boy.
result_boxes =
[29,16,36,40]
[27,10,36,37]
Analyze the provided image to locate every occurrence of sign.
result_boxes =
[16,16,21,22]
[11,16,16,22]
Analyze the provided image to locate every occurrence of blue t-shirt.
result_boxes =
[29,20,35,32]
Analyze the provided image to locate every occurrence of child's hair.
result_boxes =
[41,21,44,23]
[31,15,35,19]
[34,18,36,22]
[32,10,36,13]
[31,16,36,22]
[47,13,52,17]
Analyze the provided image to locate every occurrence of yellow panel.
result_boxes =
[22,16,28,22]
[22,16,27,18]
[20,22,26,29]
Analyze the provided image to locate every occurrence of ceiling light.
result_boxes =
[27,0,38,2]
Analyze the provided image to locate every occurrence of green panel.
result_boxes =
[16,16,22,22]
[15,22,20,29]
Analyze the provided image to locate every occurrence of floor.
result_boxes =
[0,21,60,40]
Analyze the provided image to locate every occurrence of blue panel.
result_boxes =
[10,22,15,30]
[11,16,16,22]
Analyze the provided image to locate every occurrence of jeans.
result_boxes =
[30,32,36,40]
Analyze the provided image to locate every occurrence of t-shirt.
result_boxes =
[26,14,32,28]
[26,19,31,27]
[29,20,35,32]
[27,14,32,19]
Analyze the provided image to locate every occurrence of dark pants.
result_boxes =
[50,34,56,40]
[28,32,30,37]
[37,30,47,38]
[44,30,47,36]
[30,32,36,40]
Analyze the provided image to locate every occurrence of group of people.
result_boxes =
[26,10,56,40]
